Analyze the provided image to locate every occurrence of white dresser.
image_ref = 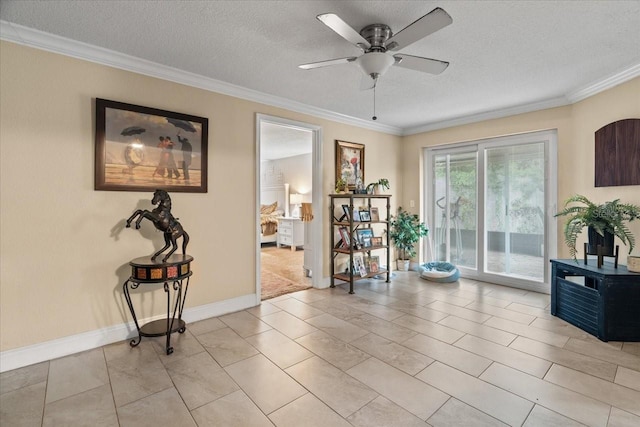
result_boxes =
[277,217,305,251]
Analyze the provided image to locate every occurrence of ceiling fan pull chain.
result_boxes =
[372,84,377,121]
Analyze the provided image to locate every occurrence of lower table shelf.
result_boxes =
[139,319,186,337]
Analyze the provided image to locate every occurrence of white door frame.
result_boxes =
[255,114,323,305]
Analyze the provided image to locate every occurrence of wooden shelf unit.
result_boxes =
[329,194,391,294]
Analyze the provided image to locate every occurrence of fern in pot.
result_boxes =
[389,207,429,271]
[554,195,640,261]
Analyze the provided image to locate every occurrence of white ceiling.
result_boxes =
[260,122,312,160]
[1,1,639,135]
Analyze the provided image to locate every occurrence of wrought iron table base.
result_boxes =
[123,254,193,355]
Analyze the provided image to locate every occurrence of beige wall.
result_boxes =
[0,41,401,352]
[402,77,640,259]
[1,39,637,357]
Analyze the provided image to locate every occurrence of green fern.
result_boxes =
[555,195,640,260]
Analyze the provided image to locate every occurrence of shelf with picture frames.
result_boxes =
[329,193,391,294]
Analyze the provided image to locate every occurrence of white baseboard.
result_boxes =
[0,294,257,373]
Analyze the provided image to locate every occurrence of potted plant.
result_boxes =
[389,207,429,271]
[554,194,640,261]
[366,178,390,195]
[335,177,347,193]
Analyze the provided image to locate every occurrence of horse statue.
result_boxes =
[126,189,190,262]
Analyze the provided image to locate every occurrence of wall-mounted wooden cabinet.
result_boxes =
[595,118,640,187]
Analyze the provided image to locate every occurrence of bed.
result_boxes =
[260,185,286,244]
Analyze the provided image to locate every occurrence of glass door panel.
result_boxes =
[433,151,477,269]
[485,143,545,281]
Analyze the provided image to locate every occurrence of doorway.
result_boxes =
[255,115,322,304]
[425,130,557,292]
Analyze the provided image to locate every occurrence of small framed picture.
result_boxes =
[370,207,380,222]
[356,229,374,247]
[359,209,371,222]
[371,236,383,247]
[367,256,380,273]
[353,254,367,277]
[338,226,351,248]
[341,205,351,221]
[353,209,361,222]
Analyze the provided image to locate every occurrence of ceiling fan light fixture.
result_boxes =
[356,52,395,79]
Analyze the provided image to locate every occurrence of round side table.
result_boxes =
[123,254,193,355]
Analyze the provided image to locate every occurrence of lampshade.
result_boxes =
[290,193,303,205]
[356,52,395,78]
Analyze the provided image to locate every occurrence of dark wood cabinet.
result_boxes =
[551,259,640,341]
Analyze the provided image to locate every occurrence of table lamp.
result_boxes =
[290,193,303,218]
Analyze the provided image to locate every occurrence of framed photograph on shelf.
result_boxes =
[353,209,361,222]
[371,236,383,247]
[95,98,208,192]
[367,256,380,273]
[341,205,351,221]
[338,226,351,248]
[353,254,367,277]
[370,207,380,222]
[359,208,371,222]
[356,229,374,248]
[335,140,365,191]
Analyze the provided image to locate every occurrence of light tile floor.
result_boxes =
[2,273,640,426]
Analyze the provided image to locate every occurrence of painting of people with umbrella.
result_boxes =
[95,98,208,192]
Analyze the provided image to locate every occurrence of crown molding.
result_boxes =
[0,20,402,136]
[2,20,637,137]
[403,96,570,135]
[567,62,640,103]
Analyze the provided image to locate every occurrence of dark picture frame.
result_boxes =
[335,140,365,191]
[359,208,371,222]
[95,98,208,192]
[341,204,351,221]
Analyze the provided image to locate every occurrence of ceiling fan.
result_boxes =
[299,7,453,91]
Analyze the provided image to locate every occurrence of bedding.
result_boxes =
[260,202,283,240]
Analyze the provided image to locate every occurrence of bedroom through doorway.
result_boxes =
[258,118,314,300]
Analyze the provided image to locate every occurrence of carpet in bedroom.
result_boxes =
[261,245,311,300]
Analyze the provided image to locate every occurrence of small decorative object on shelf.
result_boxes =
[335,178,347,193]
[126,189,190,262]
[366,178,390,195]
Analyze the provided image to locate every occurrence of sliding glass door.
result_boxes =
[433,150,478,270]
[426,131,556,291]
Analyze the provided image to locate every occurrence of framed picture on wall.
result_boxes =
[95,98,209,192]
[335,140,364,191]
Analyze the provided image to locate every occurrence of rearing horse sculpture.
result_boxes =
[126,189,190,262]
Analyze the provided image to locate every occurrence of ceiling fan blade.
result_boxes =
[317,13,371,50]
[386,7,452,51]
[393,54,449,75]
[298,57,358,70]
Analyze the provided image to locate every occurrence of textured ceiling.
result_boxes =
[1,1,639,133]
